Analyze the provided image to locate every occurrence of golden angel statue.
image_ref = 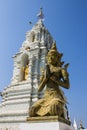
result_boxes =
[29,42,70,119]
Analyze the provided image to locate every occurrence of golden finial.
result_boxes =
[37,7,44,21]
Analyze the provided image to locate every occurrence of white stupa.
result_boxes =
[0,8,74,130]
[0,8,53,129]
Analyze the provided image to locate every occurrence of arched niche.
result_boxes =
[32,33,35,42]
[20,54,29,81]
[30,31,35,42]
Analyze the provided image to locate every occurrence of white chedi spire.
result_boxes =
[20,8,53,52]
[79,120,85,129]
[73,118,78,130]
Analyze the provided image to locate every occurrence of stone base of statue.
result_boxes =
[19,116,74,130]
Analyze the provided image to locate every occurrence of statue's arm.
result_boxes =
[58,78,70,89]
[60,68,70,89]
[50,76,70,89]
[38,64,51,92]
[38,77,48,92]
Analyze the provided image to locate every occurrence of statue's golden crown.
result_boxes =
[48,41,63,59]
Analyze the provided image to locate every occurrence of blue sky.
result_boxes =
[0,0,87,127]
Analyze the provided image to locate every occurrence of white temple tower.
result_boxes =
[0,9,53,128]
[0,9,74,130]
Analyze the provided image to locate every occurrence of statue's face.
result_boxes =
[47,52,58,65]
